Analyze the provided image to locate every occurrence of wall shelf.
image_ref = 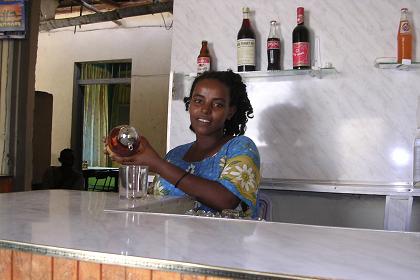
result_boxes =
[374,58,420,70]
[186,67,337,80]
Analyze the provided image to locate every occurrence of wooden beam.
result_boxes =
[39,1,173,31]
[55,1,154,14]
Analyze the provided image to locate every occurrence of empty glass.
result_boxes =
[119,165,148,199]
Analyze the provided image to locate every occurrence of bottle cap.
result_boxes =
[297,7,305,24]
[401,8,408,11]
[242,7,250,13]
[270,20,276,24]
[297,7,304,14]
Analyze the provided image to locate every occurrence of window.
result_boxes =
[76,61,131,167]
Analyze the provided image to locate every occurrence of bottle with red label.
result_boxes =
[267,20,281,70]
[197,40,211,74]
[237,7,256,72]
[292,7,310,69]
[397,8,412,64]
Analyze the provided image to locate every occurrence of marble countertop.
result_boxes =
[1,190,420,279]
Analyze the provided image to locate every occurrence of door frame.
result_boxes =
[71,60,131,170]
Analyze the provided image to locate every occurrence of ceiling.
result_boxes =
[56,0,170,14]
[40,0,173,31]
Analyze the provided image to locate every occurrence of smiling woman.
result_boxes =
[106,70,261,217]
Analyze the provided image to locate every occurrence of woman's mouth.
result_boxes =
[198,118,210,123]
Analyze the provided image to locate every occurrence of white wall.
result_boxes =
[36,13,172,165]
[169,0,420,183]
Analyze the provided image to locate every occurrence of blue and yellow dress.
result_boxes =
[152,136,260,217]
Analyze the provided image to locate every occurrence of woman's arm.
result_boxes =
[153,157,240,211]
[106,137,240,211]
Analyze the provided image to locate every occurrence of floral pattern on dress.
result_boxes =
[152,176,170,196]
[153,136,260,217]
[220,155,260,207]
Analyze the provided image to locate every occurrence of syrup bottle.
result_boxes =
[197,40,211,74]
[292,7,310,69]
[237,7,256,72]
[397,8,413,64]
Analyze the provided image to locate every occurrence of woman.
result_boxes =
[108,70,260,217]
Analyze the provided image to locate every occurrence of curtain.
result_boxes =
[109,84,130,167]
[110,84,130,129]
[82,64,111,167]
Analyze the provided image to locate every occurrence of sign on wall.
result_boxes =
[0,0,26,39]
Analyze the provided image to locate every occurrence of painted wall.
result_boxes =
[169,0,420,183]
[35,13,173,165]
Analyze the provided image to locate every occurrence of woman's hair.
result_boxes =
[184,70,254,136]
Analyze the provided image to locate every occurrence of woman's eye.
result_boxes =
[214,103,224,108]
[193,98,202,103]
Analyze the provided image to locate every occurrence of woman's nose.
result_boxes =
[201,103,211,114]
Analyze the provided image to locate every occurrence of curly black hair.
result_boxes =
[183,70,253,136]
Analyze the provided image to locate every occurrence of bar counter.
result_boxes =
[0,190,420,279]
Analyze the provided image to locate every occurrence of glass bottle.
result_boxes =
[197,40,211,74]
[292,7,310,69]
[107,125,140,157]
[237,7,256,72]
[267,20,281,70]
[397,8,412,65]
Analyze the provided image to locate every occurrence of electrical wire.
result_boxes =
[160,13,173,30]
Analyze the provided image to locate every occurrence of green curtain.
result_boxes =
[82,64,111,167]
[109,84,130,167]
[110,84,130,129]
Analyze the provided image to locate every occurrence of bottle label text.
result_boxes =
[267,40,280,50]
[400,21,411,34]
[237,39,256,66]
[293,42,310,67]
[197,57,211,73]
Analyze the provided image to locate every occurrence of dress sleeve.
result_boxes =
[151,144,188,196]
[217,136,260,214]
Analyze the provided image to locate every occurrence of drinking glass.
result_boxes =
[119,165,148,199]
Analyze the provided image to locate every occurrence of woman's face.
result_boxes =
[189,79,236,137]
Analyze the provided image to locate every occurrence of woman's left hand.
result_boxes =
[104,136,163,171]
